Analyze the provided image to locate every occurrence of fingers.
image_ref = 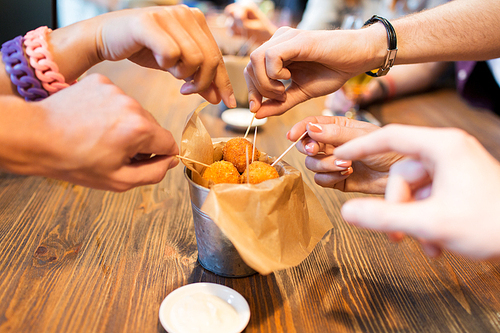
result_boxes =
[387,232,405,242]
[419,239,442,257]
[342,197,445,257]
[253,98,298,118]
[150,7,205,79]
[244,65,263,113]
[186,8,236,107]
[384,159,432,245]
[290,116,363,159]
[295,138,324,156]
[252,81,317,118]
[131,13,181,70]
[135,6,235,106]
[333,124,449,162]
[289,116,379,141]
[112,155,179,191]
[385,174,413,203]
[314,170,352,188]
[288,116,322,140]
[388,159,432,194]
[114,125,179,191]
[341,198,437,240]
[247,52,286,101]
[305,122,370,149]
[165,8,213,86]
[245,28,302,114]
[140,125,179,157]
[305,154,351,173]
[289,117,378,157]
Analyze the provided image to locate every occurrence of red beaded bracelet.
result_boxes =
[23,26,72,95]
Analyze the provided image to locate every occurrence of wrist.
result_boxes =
[321,29,386,76]
[49,17,103,82]
[360,23,391,74]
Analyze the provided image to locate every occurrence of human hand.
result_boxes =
[224,1,277,44]
[88,5,235,107]
[336,124,500,260]
[34,74,179,191]
[358,79,386,106]
[244,27,381,118]
[323,83,384,115]
[324,90,354,116]
[288,116,402,194]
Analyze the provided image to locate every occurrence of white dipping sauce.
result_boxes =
[169,292,240,333]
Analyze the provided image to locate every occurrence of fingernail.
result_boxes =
[308,122,322,133]
[340,167,353,176]
[388,232,405,243]
[249,100,256,112]
[305,143,315,153]
[229,94,237,108]
[286,131,291,140]
[415,185,432,200]
[180,82,195,94]
[335,159,350,167]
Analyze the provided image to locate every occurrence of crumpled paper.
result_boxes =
[180,103,333,275]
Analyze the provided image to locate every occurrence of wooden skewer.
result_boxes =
[245,146,250,184]
[243,113,256,139]
[252,126,257,164]
[237,35,257,57]
[271,132,307,167]
[176,155,210,168]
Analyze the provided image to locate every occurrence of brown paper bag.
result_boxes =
[180,103,333,275]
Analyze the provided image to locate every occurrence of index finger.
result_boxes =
[289,116,376,141]
[334,124,442,161]
[192,9,236,108]
[288,116,323,140]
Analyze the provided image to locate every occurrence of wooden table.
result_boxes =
[2,59,500,333]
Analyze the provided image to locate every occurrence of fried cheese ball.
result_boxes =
[240,161,279,184]
[223,138,260,173]
[202,161,240,184]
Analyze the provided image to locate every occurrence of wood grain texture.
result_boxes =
[2,60,500,333]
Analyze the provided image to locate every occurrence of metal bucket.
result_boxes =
[184,168,257,277]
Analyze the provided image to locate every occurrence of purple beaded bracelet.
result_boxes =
[1,36,49,101]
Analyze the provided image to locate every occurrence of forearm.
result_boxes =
[50,16,104,82]
[394,0,500,63]
[361,0,500,72]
